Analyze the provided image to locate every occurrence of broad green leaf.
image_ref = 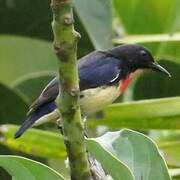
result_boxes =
[74,13,95,57]
[160,141,180,167]
[0,83,28,124]
[0,36,57,85]
[157,42,180,64]
[0,125,171,180]
[0,0,52,41]
[0,155,64,180]
[74,0,113,49]
[172,177,180,180]
[88,129,171,180]
[48,159,69,179]
[170,169,180,179]
[88,97,180,129]
[12,72,55,104]
[0,138,16,179]
[0,125,66,158]
[0,0,94,57]
[150,130,180,167]
[114,0,173,34]
[133,61,180,100]
[113,32,180,44]
[87,139,134,180]
[156,1,180,63]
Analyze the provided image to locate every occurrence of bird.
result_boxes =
[14,44,171,138]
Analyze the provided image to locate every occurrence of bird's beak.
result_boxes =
[150,62,171,77]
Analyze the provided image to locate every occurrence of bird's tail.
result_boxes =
[14,101,56,139]
[14,115,36,139]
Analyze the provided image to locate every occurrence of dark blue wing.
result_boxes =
[78,51,122,90]
[28,77,59,112]
[29,51,122,111]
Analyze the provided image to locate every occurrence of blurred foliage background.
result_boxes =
[0,0,180,179]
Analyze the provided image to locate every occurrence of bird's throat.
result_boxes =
[119,75,133,93]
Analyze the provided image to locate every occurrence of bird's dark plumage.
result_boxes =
[79,51,123,90]
[15,51,123,138]
[15,44,170,138]
[28,51,123,112]
[15,101,56,138]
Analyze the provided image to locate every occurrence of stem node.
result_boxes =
[50,0,92,179]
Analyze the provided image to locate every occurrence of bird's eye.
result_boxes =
[140,50,147,57]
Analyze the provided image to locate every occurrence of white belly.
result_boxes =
[80,85,121,115]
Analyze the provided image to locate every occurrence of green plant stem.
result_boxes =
[50,0,92,179]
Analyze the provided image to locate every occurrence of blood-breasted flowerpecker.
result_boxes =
[15,44,171,138]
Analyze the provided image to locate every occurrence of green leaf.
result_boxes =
[87,138,134,180]
[0,83,28,124]
[0,125,66,159]
[74,13,94,57]
[87,129,171,180]
[48,159,69,179]
[0,0,52,41]
[114,0,174,34]
[151,131,180,167]
[74,0,113,49]
[88,97,180,129]
[0,1,94,57]
[0,35,57,85]
[170,169,180,179]
[12,72,55,104]
[0,125,171,180]
[156,1,180,63]
[0,155,64,180]
[160,141,180,168]
[113,32,180,44]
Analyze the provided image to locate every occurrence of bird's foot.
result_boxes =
[56,118,63,135]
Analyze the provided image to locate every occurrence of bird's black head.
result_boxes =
[108,44,171,77]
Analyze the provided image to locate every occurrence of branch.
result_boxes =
[50,0,92,179]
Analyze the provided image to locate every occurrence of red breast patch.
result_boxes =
[119,75,133,93]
